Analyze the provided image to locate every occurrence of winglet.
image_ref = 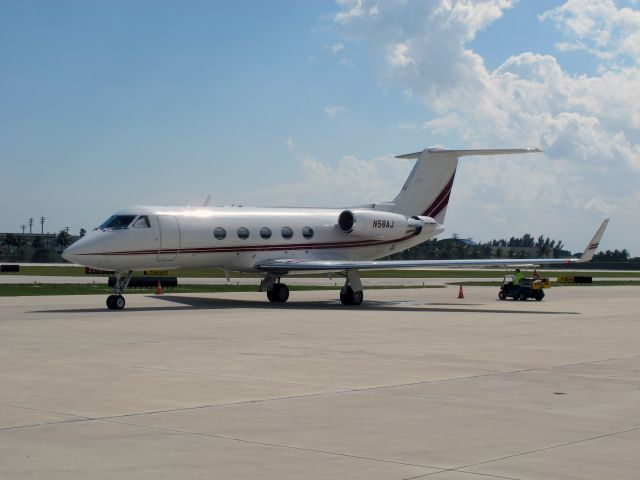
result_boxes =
[203,194,212,207]
[579,219,609,262]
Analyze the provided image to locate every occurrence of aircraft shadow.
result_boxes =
[31,294,579,315]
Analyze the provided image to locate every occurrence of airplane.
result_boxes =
[62,148,609,310]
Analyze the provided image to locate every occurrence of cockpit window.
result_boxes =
[99,215,137,230]
[132,216,151,228]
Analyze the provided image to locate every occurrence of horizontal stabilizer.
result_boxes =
[395,148,542,160]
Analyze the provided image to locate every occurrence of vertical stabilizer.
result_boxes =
[376,148,541,223]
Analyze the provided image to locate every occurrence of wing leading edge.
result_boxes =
[256,219,609,274]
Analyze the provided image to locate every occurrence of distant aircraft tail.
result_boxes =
[374,148,541,223]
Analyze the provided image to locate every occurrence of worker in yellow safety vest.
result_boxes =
[513,268,524,286]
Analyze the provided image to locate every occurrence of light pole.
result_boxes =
[40,217,45,234]
[20,225,26,234]
[28,218,33,234]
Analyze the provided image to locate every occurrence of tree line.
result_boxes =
[1,229,85,262]
[388,233,637,262]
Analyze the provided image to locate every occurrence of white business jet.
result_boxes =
[62,148,609,310]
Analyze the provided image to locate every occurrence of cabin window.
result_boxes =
[237,227,250,239]
[132,216,151,228]
[213,227,226,240]
[281,226,293,239]
[260,227,272,239]
[302,226,314,239]
[99,215,136,230]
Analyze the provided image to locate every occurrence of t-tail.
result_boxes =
[374,148,542,222]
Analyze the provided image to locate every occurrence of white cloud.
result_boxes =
[386,42,415,67]
[539,0,640,62]
[324,105,346,118]
[335,0,380,23]
[325,0,640,252]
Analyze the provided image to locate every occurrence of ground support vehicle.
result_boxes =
[498,276,550,301]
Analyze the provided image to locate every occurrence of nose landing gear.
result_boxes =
[106,294,126,310]
[106,271,132,310]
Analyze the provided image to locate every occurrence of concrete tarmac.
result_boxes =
[1,286,639,479]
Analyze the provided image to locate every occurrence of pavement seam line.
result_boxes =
[404,468,522,480]
[0,389,354,432]
[351,354,640,394]
[101,417,446,472]
[3,353,638,432]
[450,425,640,473]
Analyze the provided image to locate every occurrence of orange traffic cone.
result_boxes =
[156,279,163,295]
[458,284,464,299]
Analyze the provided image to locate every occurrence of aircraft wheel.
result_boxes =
[268,283,289,303]
[340,286,363,306]
[106,295,116,310]
[114,295,126,310]
[351,290,363,305]
[266,289,277,303]
[340,286,353,305]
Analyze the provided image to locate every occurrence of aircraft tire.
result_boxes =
[351,290,363,305]
[340,286,363,306]
[340,286,353,305]
[266,289,277,302]
[114,295,126,310]
[268,283,289,303]
[276,284,289,303]
[106,295,116,310]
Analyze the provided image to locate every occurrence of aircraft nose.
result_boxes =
[62,234,93,264]
[62,243,81,264]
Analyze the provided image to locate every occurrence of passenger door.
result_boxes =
[157,215,181,261]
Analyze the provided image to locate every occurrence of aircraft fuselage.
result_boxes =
[63,205,444,273]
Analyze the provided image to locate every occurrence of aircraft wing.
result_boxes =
[256,219,609,274]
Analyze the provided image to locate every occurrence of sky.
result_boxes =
[1,0,639,255]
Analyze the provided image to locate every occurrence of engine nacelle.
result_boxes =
[337,210,419,239]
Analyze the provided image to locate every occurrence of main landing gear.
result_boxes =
[267,283,290,303]
[340,269,364,305]
[340,285,363,305]
[260,270,364,306]
[261,274,289,303]
[106,271,132,310]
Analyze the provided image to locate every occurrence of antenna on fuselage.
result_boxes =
[203,194,212,207]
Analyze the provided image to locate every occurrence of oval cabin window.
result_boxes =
[237,227,250,239]
[302,226,314,239]
[213,227,226,240]
[281,226,293,239]
[260,227,272,239]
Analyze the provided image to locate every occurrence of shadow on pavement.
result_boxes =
[31,294,579,315]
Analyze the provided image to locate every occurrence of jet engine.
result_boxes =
[337,210,432,239]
